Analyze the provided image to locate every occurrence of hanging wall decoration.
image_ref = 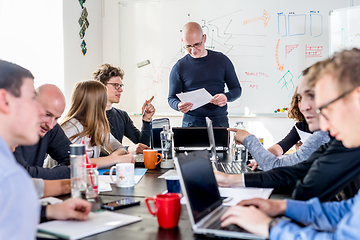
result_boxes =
[78,0,89,55]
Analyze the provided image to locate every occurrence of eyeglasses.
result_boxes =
[106,83,124,90]
[316,88,354,120]
[184,36,204,50]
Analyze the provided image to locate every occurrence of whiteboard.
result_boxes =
[118,0,348,116]
[330,5,360,56]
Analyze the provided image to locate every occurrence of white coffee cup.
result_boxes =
[110,163,135,188]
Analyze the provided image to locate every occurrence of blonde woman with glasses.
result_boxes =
[61,80,135,168]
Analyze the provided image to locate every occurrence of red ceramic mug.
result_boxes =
[145,193,181,229]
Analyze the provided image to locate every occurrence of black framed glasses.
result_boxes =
[106,83,124,90]
[316,88,354,120]
[184,36,204,50]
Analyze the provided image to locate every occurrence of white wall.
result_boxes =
[62,0,104,113]
[0,0,64,91]
[72,0,359,147]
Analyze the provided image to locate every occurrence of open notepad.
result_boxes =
[38,211,141,240]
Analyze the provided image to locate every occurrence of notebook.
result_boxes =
[38,211,141,240]
[205,117,251,174]
[174,150,264,240]
[173,127,229,152]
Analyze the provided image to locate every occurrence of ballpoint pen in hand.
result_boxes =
[142,96,154,116]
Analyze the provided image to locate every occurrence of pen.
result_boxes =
[142,96,154,116]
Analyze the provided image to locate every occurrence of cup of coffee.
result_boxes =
[165,176,181,194]
[143,149,162,169]
[109,163,134,188]
[145,193,181,229]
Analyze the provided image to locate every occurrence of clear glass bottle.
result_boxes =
[70,144,87,198]
[86,163,99,199]
[160,125,173,160]
[231,121,248,164]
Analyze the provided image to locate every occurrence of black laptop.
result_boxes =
[174,150,264,240]
[173,127,229,152]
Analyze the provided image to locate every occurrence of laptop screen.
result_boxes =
[206,117,217,161]
[173,127,229,150]
[150,118,170,150]
[176,150,223,223]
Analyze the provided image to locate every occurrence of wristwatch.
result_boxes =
[268,217,281,235]
[40,202,50,222]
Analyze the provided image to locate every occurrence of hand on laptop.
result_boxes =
[46,198,91,221]
[213,170,243,187]
[220,205,271,238]
[238,198,287,217]
[227,128,251,144]
[128,143,149,154]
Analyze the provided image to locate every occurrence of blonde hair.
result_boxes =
[323,48,360,93]
[307,58,332,89]
[61,80,112,152]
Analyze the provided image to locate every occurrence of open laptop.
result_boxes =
[174,150,264,240]
[135,118,170,167]
[173,127,228,152]
[150,118,170,151]
[205,117,250,174]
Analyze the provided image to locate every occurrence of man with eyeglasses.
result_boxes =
[218,48,360,239]
[215,61,360,202]
[93,63,155,154]
[168,22,241,127]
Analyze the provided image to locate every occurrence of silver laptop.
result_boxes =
[205,117,250,174]
[174,150,264,240]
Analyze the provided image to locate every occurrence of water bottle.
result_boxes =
[160,125,174,168]
[231,121,248,164]
[70,144,87,198]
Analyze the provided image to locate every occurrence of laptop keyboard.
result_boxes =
[208,217,246,232]
[218,162,251,174]
[134,154,144,162]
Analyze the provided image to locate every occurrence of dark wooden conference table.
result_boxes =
[42,159,289,240]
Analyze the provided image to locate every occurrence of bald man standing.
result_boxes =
[14,84,71,179]
[168,22,241,127]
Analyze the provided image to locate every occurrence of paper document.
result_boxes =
[219,187,273,206]
[295,126,312,143]
[98,175,112,192]
[158,170,178,178]
[180,187,273,206]
[38,211,141,240]
[176,88,213,111]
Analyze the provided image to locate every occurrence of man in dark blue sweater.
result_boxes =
[93,63,155,154]
[168,22,242,127]
[13,84,71,179]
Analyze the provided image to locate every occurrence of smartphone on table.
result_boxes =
[101,198,140,211]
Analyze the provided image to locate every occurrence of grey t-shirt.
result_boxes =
[243,130,330,171]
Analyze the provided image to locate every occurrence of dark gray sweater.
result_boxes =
[13,124,70,180]
[106,107,151,146]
